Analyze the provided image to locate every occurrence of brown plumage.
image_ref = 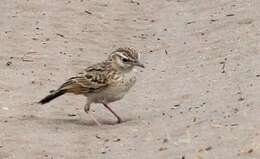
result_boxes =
[39,61,117,103]
[39,47,144,124]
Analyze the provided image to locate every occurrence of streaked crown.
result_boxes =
[109,47,144,70]
[114,47,139,60]
[108,47,139,60]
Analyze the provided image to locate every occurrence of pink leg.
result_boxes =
[84,102,102,127]
[102,103,122,123]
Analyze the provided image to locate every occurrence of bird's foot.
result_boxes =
[117,117,122,124]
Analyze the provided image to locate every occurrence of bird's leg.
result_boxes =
[84,102,102,127]
[102,103,122,123]
[84,102,90,113]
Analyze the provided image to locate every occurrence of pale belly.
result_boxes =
[89,71,137,103]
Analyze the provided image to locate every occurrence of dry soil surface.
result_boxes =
[0,0,260,159]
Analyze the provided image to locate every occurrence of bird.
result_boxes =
[39,47,144,125]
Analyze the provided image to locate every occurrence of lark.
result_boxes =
[39,47,144,125]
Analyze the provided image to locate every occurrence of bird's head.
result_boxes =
[109,47,144,72]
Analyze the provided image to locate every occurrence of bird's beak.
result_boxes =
[134,61,145,68]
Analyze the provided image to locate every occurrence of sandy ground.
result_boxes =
[0,0,260,158]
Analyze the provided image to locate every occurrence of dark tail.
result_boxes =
[39,89,66,104]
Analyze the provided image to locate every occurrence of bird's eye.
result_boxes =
[122,58,128,62]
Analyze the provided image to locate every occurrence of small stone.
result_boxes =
[210,19,218,22]
[226,14,235,17]
[6,61,12,66]
[56,33,65,38]
[186,21,196,24]
[238,97,245,101]
[95,135,101,139]
[113,138,121,142]
[205,146,212,151]
[67,114,77,117]
[163,138,168,143]
[233,108,239,113]
[248,149,253,153]
[158,147,168,151]
[84,10,92,14]
[230,123,238,127]
[174,104,180,107]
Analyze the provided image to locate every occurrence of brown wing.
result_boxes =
[58,61,116,94]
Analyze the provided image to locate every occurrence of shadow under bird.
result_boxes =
[39,47,144,125]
